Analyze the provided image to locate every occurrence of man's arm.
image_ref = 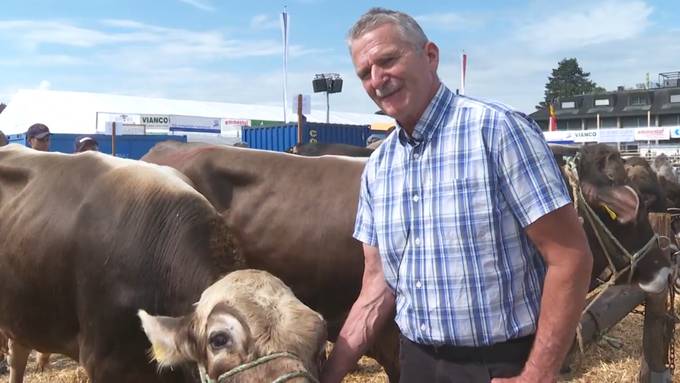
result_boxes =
[321,243,396,383]
[494,204,593,383]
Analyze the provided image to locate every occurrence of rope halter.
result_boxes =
[198,351,319,383]
[563,154,659,284]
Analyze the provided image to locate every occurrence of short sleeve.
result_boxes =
[494,111,572,228]
[353,165,378,246]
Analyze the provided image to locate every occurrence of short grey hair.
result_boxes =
[347,8,429,50]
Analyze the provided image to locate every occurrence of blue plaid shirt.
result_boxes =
[353,85,571,347]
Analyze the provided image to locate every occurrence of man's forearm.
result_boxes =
[522,256,591,381]
[321,281,395,383]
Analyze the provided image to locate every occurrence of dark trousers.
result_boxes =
[399,334,534,383]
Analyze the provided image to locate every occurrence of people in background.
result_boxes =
[26,123,50,151]
[75,136,99,153]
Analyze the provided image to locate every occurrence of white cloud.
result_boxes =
[415,12,483,31]
[38,80,51,90]
[250,14,280,30]
[517,1,653,52]
[178,0,215,12]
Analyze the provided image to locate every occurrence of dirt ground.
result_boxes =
[1,302,678,383]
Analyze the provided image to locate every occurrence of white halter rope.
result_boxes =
[198,351,319,383]
[563,155,660,353]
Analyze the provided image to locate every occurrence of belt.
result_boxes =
[408,334,535,364]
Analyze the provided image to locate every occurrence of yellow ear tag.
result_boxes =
[602,204,618,220]
[152,344,167,362]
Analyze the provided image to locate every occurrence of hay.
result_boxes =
[1,299,678,383]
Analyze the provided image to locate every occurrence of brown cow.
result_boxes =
[0,144,242,382]
[552,144,671,292]
[139,269,327,383]
[286,142,374,157]
[624,156,668,212]
[143,141,672,382]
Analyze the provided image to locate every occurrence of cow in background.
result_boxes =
[0,145,242,382]
[552,144,671,292]
[139,269,327,383]
[287,142,374,157]
[144,141,673,382]
[653,153,678,183]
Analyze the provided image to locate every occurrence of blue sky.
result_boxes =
[1,0,679,116]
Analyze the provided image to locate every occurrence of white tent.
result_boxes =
[0,89,394,135]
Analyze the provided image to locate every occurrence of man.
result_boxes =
[321,8,593,383]
[74,136,99,152]
[26,123,50,151]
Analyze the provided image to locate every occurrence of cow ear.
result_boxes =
[138,310,193,367]
[596,185,640,225]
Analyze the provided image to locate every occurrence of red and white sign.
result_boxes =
[633,127,669,141]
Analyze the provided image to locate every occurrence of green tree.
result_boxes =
[538,58,605,109]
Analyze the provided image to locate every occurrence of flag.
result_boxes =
[460,52,467,95]
[548,103,557,131]
[280,7,289,122]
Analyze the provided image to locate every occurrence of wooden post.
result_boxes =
[111,121,117,156]
[296,94,303,144]
[639,213,673,383]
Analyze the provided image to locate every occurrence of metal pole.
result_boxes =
[326,91,330,123]
[297,94,303,144]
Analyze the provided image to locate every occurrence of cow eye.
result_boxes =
[209,332,231,350]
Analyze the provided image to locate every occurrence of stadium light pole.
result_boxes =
[312,73,343,123]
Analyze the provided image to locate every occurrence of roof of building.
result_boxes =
[529,86,680,122]
[0,89,394,135]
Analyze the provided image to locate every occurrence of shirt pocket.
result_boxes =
[438,177,494,249]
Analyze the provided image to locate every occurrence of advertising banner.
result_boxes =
[634,127,669,141]
[598,128,636,143]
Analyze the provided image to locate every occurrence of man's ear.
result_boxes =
[138,309,193,368]
[425,41,439,72]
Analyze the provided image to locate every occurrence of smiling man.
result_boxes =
[321,8,593,383]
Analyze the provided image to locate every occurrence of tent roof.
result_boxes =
[0,89,394,135]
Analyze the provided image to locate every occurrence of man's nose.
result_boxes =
[370,65,386,89]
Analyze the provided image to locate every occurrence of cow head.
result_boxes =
[138,270,326,383]
[568,144,672,293]
[624,157,667,213]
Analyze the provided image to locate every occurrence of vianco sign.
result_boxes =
[140,115,171,129]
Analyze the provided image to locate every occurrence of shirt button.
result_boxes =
[413,152,420,159]
[415,281,422,288]
[413,194,420,202]
[414,238,421,246]
[420,323,427,331]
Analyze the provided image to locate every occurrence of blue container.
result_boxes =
[7,133,187,160]
[242,122,371,152]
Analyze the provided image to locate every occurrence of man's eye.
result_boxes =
[209,332,231,349]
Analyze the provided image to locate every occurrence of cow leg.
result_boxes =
[36,352,50,372]
[7,339,30,383]
[366,320,400,383]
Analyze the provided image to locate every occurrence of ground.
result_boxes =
[0,301,678,383]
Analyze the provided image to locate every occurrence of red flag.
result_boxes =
[548,103,557,131]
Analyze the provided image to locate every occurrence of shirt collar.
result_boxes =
[397,84,453,146]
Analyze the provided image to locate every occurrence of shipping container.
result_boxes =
[7,133,187,160]
[242,122,371,152]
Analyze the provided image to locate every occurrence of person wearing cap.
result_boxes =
[75,136,99,153]
[26,123,50,151]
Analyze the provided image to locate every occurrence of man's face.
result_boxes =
[29,135,50,151]
[350,23,439,131]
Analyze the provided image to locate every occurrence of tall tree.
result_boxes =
[539,58,605,109]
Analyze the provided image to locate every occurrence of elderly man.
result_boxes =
[26,123,51,151]
[321,8,593,383]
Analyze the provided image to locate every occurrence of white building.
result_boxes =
[0,89,394,143]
